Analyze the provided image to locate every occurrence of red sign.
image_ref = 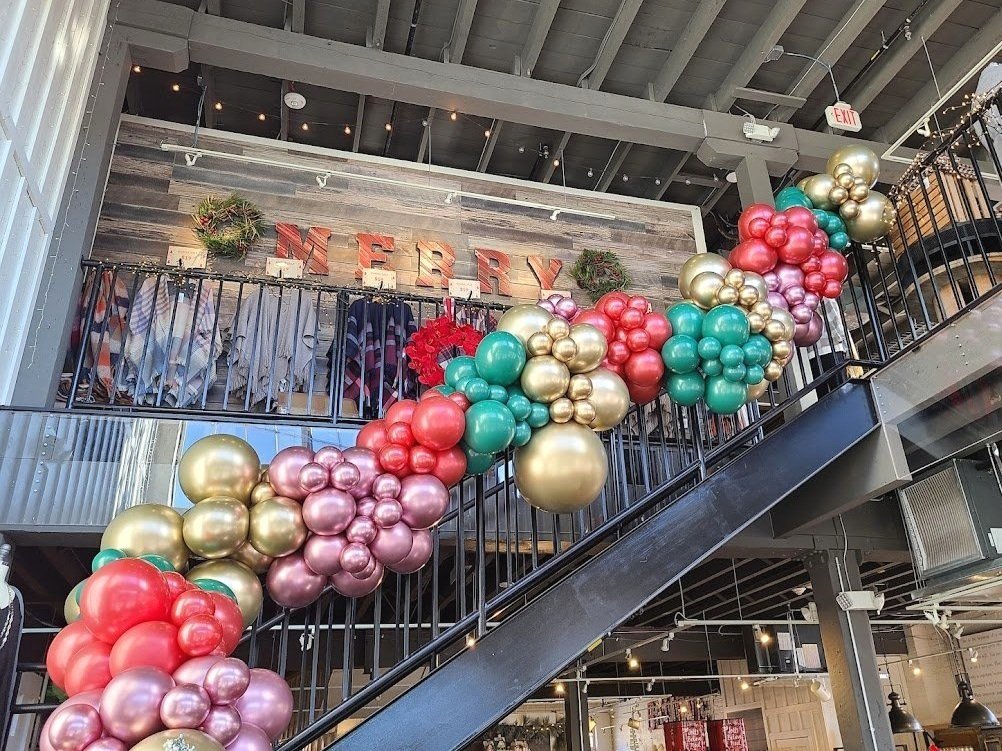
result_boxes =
[825,102,862,132]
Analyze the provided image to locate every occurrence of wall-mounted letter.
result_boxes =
[275,223,331,274]
[475,248,512,296]
[415,240,456,288]
[527,255,563,291]
[356,233,396,279]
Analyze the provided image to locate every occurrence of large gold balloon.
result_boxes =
[496,304,553,345]
[250,481,276,506]
[178,434,260,505]
[249,496,307,558]
[514,422,608,514]
[187,559,263,628]
[566,323,608,373]
[182,497,249,560]
[230,541,274,574]
[798,173,837,210]
[844,190,896,243]
[770,309,796,341]
[521,355,571,403]
[826,144,880,187]
[679,254,731,299]
[688,271,724,310]
[101,504,188,571]
[582,367,630,431]
[64,583,82,624]
[132,730,224,751]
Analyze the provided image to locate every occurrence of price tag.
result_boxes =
[539,289,572,300]
[448,278,481,300]
[167,246,207,270]
[362,267,397,290]
[266,257,304,279]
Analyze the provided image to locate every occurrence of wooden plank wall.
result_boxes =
[93,121,701,307]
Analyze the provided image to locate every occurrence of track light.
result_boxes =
[589,716,596,732]
[909,659,922,677]
[550,210,560,221]
[810,680,833,702]
[754,625,771,645]
[792,586,808,596]
[969,648,979,664]
[661,637,671,652]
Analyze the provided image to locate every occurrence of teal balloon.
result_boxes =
[463,444,496,474]
[433,385,455,397]
[744,364,766,385]
[719,344,744,368]
[507,383,525,398]
[507,393,532,421]
[661,335,700,374]
[488,384,509,403]
[513,421,532,447]
[702,359,723,377]
[723,363,747,382]
[827,214,846,234]
[704,376,748,415]
[667,372,705,407]
[742,335,773,367]
[445,357,478,388]
[527,402,550,429]
[140,554,174,572]
[465,400,516,453]
[829,231,849,250]
[475,332,526,386]
[454,376,472,393]
[74,579,88,604]
[812,209,830,231]
[697,336,721,361]
[194,578,238,602]
[702,305,749,346]
[775,186,812,211]
[463,377,491,403]
[667,302,705,339]
[92,548,126,573]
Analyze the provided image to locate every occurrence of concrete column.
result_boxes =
[734,155,773,207]
[805,549,894,751]
[564,680,591,751]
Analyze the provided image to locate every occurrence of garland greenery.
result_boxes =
[192,193,265,259]
[570,248,630,301]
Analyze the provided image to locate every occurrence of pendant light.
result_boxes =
[950,680,999,728]
[887,691,923,734]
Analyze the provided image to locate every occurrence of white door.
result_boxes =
[771,736,812,751]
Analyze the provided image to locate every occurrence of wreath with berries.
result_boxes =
[404,315,484,387]
[192,193,265,259]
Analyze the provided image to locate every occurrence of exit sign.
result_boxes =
[825,102,862,132]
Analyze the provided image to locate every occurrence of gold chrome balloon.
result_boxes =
[839,199,861,220]
[849,183,869,202]
[567,374,593,401]
[743,272,768,302]
[178,434,260,505]
[566,323,608,374]
[772,340,793,361]
[738,286,759,308]
[771,309,796,341]
[526,331,553,357]
[763,320,786,342]
[832,162,853,178]
[132,730,224,751]
[828,186,849,205]
[521,355,571,403]
[546,317,571,340]
[230,541,274,574]
[747,313,765,333]
[64,584,81,624]
[751,300,772,319]
[836,171,855,189]
[746,380,770,401]
[187,559,263,628]
[514,422,608,514]
[724,269,745,288]
[551,337,578,363]
[549,398,575,423]
[764,360,784,381]
[182,497,249,560]
[716,285,739,305]
[573,400,597,426]
[679,254,731,299]
[101,504,188,571]
[248,497,307,558]
[799,173,837,210]
[250,481,276,507]
[582,367,630,431]
[687,271,724,310]
[496,304,553,345]
[844,190,896,243]
[827,145,880,187]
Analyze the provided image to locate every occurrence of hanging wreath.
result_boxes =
[404,315,484,387]
[192,193,265,259]
[570,248,630,301]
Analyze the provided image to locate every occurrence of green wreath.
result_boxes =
[192,193,265,259]
[570,248,630,301]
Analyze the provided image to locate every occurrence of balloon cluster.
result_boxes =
[763,263,839,347]
[536,292,580,321]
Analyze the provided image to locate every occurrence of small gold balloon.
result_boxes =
[848,183,869,202]
[799,173,838,210]
[743,272,769,302]
[249,497,307,558]
[737,286,759,308]
[746,380,770,401]
[836,171,855,189]
[832,162,853,178]
[828,186,849,205]
[827,145,879,187]
[687,271,725,310]
[521,355,571,403]
[250,481,276,506]
[583,367,630,431]
[763,320,786,342]
[526,331,554,357]
[187,559,263,628]
[131,730,224,751]
[764,360,784,381]
[747,313,765,333]
[567,374,594,401]
[259,466,269,482]
[844,190,896,242]
[64,583,82,624]
[716,285,739,305]
[230,540,273,574]
[182,497,249,559]
[770,308,796,341]
[840,199,861,220]
[751,300,772,318]
[679,254,731,299]
[546,317,571,340]
[566,323,608,374]
[514,422,608,513]
[178,434,260,505]
[551,336,578,363]
[549,397,575,423]
[724,268,745,288]
[101,504,188,571]
[497,304,554,345]
[573,400,597,426]
[772,340,793,360]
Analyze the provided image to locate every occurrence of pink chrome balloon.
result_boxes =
[371,473,401,502]
[555,296,579,320]
[203,658,250,705]
[233,669,294,741]
[267,447,314,500]
[82,740,126,751]
[223,724,272,751]
[302,488,356,536]
[398,475,450,529]
[330,562,385,598]
[369,522,414,566]
[172,656,223,687]
[803,291,821,310]
[794,311,824,346]
[784,286,806,306]
[312,446,343,470]
[265,552,325,609]
[99,667,175,745]
[329,462,361,492]
[339,543,371,575]
[774,263,805,292]
[371,499,403,528]
[355,496,377,517]
[340,448,380,499]
[537,300,556,314]
[297,462,329,495]
[353,555,378,580]
[388,529,434,574]
[763,271,779,291]
[303,534,348,576]
[46,704,103,751]
[199,705,241,746]
[767,291,788,311]
[790,303,814,324]
[160,684,212,729]
[346,516,378,545]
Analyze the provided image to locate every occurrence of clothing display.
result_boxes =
[70,270,131,398]
[227,287,318,405]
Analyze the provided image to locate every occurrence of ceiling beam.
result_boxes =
[734,86,806,109]
[873,8,1002,143]
[650,0,725,103]
[700,183,731,215]
[354,0,392,153]
[706,0,807,113]
[770,0,888,122]
[846,0,962,116]
[477,119,502,171]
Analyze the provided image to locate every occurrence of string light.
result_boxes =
[908,660,922,677]
[450,111,458,121]
[622,174,628,182]
[171,83,180,92]
[587,168,594,178]
[385,122,392,132]
[484,129,491,138]
[344,125,351,135]
[214,102,222,111]
[552,158,560,167]
[301,123,309,131]
[257,113,266,121]
[625,648,639,670]
[132,65,142,73]
[555,682,565,694]
[679,704,688,714]
[740,680,750,691]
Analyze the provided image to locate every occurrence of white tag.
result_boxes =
[167,246,207,269]
[266,257,304,279]
[449,278,481,300]
[539,289,572,300]
[362,267,398,290]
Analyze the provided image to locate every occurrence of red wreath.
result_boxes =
[405,315,484,387]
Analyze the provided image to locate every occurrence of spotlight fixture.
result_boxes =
[385,122,392,132]
[753,625,771,645]
[646,680,655,692]
[171,83,181,92]
[725,171,738,184]
[450,111,458,121]
[555,682,565,695]
[549,210,560,221]
[587,168,594,178]
[810,680,832,702]
[214,102,222,111]
[969,648,979,664]
[344,125,351,135]
[258,113,266,121]
[661,637,671,652]
[301,123,309,131]
[132,65,142,73]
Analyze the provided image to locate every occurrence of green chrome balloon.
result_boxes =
[488,384,509,403]
[666,302,705,339]
[744,364,766,385]
[667,372,705,407]
[434,385,455,396]
[704,376,748,415]
[702,305,749,346]
[464,400,517,453]
[812,209,830,231]
[513,421,532,447]
[507,393,532,421]
[775,186,813,211]
[445,357,478,388]
[661,335,700,374]
[719,344,745,368]
[742,335,773,367]
[463,377,491,403]
[702,358,723,377]
[194,578,238,602]
[474,331,527,386]
[526,402,550,429]
[140,554,175,572]
[463,445,496,474]
[723,363,747,383]
[697,336,722,361]
[828,231,850,250]
[92,548,126,573]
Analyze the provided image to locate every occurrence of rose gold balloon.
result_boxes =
[398,474,450,529]
[330,563,384,598]
[387,529,433,574]
[312,446,343,470]
[329,462,360,492]
[303,534,348,576]
[346,516,378,545]
[371,473,401,501]
[266,446,314,501]
[301,488,356,536]
[339,543,371,575]
[341,448,381,499]
[298,462,329,495]
[369,522,414,566]
[372,499,403,528]
[355,496,377,517]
